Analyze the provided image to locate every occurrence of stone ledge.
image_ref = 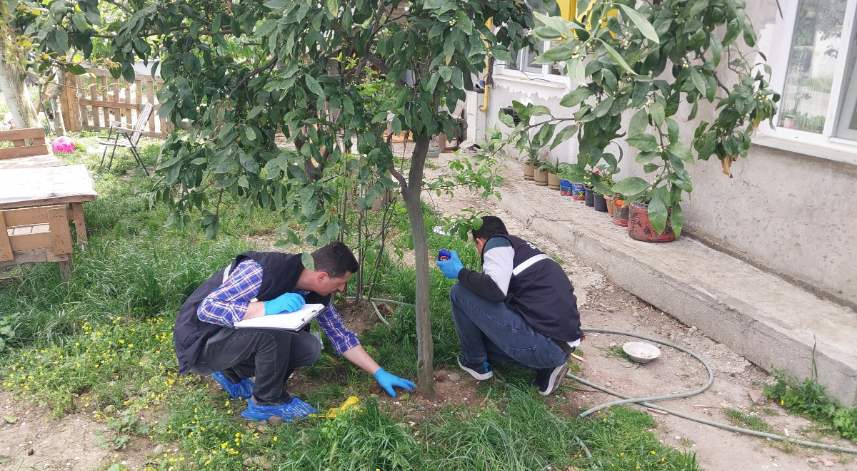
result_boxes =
[494,167,857,407]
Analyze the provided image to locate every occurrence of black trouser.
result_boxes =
[189,328,322,405]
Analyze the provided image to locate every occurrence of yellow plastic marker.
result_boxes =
[308,396,363,419]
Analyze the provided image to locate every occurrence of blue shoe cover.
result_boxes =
[211,371,254,400]
[240,397,318,422]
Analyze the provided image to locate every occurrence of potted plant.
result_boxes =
[497,107,549,181]
[557,162,574,195]
[591,167,614,213]
[540,160,561,190]
[612,192,629,227]
[610,183,676,242]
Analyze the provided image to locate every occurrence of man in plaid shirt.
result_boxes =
[174,241,416,421]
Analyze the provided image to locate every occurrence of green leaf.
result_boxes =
[498,111,515,128]
[629,109,648,136]
[254,19,277,38]
[626,133,657,152]
[325,0,339,16]
[617,4,659,44]
[635,151,657,164]
[689,0,709,18]
[533,11,582,38]
[54,29,69,52]
[690,67,706,96]
[710,35,722,66]
[72,12,89,31]
[567,59,586,85]
[648,195,668,235]
[667,142,694,163]
[594,96,614,118]
[551,125,578,149]
[612,177,650,196]
[670,201,684,238]
[305,75,324,97]
[301,252,315,271]
[247,106,265,119]
[560,87,592,108]
[649,102,665,127]
[666,118,679,144]
[67,63,86,75]
[599,41,634,74]
[492,47,514,63]
[723,19,740,46]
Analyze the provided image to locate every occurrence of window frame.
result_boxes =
[495,40,570,85]
[759,0,857,155]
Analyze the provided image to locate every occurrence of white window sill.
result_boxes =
[492,73,568,90]
[751,133,857,167]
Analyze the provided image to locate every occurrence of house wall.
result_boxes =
[476,0,857,308]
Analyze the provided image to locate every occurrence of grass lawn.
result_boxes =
[0,135,700,470]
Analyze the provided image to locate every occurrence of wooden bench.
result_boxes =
[0,205,74,280]
[0,128,64,170]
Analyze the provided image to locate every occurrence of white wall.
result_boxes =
[478,1,857,307]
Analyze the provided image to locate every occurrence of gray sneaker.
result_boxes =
[534,362,569,396]
[457,358,493,381]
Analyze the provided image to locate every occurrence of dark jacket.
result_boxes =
[173,251,330,374]
[459,235,583,342]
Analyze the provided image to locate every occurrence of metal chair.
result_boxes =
[98,103,152,175]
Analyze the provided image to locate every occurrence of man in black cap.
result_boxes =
[437,216,583,395]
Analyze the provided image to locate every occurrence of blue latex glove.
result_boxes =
[436,249,464,279]
[264,292,305,315]
[373,368,417,397]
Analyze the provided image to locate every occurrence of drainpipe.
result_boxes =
[479,19,492,112]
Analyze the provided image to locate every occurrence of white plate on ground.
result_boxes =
[623,342,661,364]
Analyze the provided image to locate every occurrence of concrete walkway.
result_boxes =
[493,161,857,407]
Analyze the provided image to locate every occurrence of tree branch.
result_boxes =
[388,161,408,192]
[230,56,278,94]
[103,0,133,15]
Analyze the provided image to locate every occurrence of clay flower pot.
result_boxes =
[612,199,629,227]
[627,202,675,242]
[548,172,561,190]
[604,195,614,216]
[523,164,536,180]
[534,168,549,186]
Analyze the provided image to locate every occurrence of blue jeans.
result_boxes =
[449,283,569,371]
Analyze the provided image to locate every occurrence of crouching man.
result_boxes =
[174,241,416,421]
[437,216,583,395]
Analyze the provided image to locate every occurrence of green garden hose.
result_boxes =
[574,327,857,454]
[340,300,857,454]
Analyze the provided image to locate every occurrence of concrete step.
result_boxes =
[494,165,857,407]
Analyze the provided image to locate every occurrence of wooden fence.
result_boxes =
[60,68,172,138]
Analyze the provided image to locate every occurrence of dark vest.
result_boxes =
[489,235,583,342]
[173,251,330,374]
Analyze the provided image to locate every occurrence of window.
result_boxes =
[505,41,563,77]
[769,0,857,142]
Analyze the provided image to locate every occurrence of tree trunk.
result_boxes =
[401,136,436,400]
[0,41,39,129]
[50,69,66,136]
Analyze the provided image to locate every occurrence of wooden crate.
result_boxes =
[0,205,74,281]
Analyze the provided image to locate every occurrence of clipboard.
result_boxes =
[234,303,325,331]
